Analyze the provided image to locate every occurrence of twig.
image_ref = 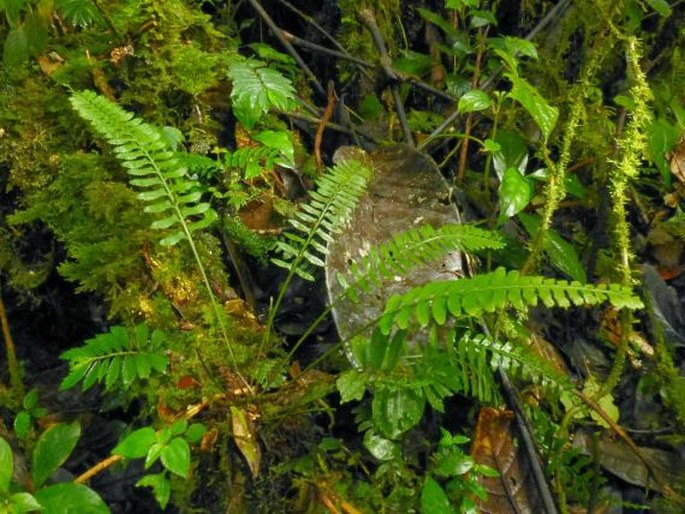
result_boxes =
[275,0,349,54]
[246,0,326,97]
[282,31,374,70]
[0,287,23,397]
[315,82,337,174]
[274,109,379,145]
[457,27,488,181]
[358,8,414,147]
[418,0,573,151]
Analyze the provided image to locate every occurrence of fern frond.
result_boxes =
[227,59,297,129]
[417,331,575,410]
[70,90,217,246]
[225,145,281,180]
[339,224,505,297]
[60,325,168,392]
[379,267,644,333]
[460,332,574,396]
[272,159,372,281]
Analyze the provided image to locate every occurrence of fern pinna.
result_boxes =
[60,325,168,392]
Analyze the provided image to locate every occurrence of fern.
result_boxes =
[227,58,297,129]
[71,91,241,371]
[379,267,644,334]
[225,145,282,180]
[60,325,168,392]
[55,0,101,28]
[272,158,373,281]
[337,224,505,299]
[456,332,575,399]
[70,90,217,247]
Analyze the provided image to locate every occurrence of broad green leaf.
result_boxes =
[363,431,400,461]
[336,370,366,403]
[230,406,260,478]
[113,427,156,459]
[421,478,454,514]
[161,437,191,478]
[492,129,528,179]
[32,422,81,488]
[645,0,672,16]
[137,473,171,509]
[372,386,426,439]
[434,449,474,477]
[458,90,492,114]
[253,130,294,167]
[518,212,586,283]
[14,411,31,439]
[35,483,109,514]
[144,442,163,469]
[185,423,207,444]
[506,73,559,141]
[417,8,459,39]
[504,36,538,59]
[470,10,497,28]
[498,167,533,224]
[0,437,12,494]
[9,492,43,512]
[3,26,29,67]
[23,389,39,410]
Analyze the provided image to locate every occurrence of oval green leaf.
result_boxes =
[458,90,492,114]
[498,167,533,224]
[0,437,12,494]
[32,423,81,488]
[160,437,190,478]
[113,427,156,459]
[35,483,109,514]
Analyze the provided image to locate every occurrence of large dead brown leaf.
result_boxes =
[326,144,463,362]
[573,428,685,491]
[471,407,548,514]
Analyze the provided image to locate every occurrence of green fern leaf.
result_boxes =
[70,91,217,246]
[55,0,102,27]
[227,59,296,129]
[342,224,504,296]
[273,159,372,281]
[379,267,644,333]
[60,324,168,392]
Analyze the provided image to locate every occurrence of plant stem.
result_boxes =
[0,287,23,398]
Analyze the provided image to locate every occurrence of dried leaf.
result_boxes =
[230,406,261,478]
[668,134,685,183]
[573,429,684,490]
[326,145,463,362]
[471,408,547,514]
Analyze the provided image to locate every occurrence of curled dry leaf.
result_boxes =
[230,406,261,478]
[471,407,547,514]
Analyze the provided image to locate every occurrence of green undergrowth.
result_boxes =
[1,1,684,513]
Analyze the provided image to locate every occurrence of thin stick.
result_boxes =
[246,0,326,97]
[358,8,413,147]
[0,288,23,396]
[315,82,337,174]
[418,0,573,151]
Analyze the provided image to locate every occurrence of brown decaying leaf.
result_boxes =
[471,407,547,514]
[326,144,463,358]
[231,405,261,478]
[668,134,685,183]
[573,428,685,490]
